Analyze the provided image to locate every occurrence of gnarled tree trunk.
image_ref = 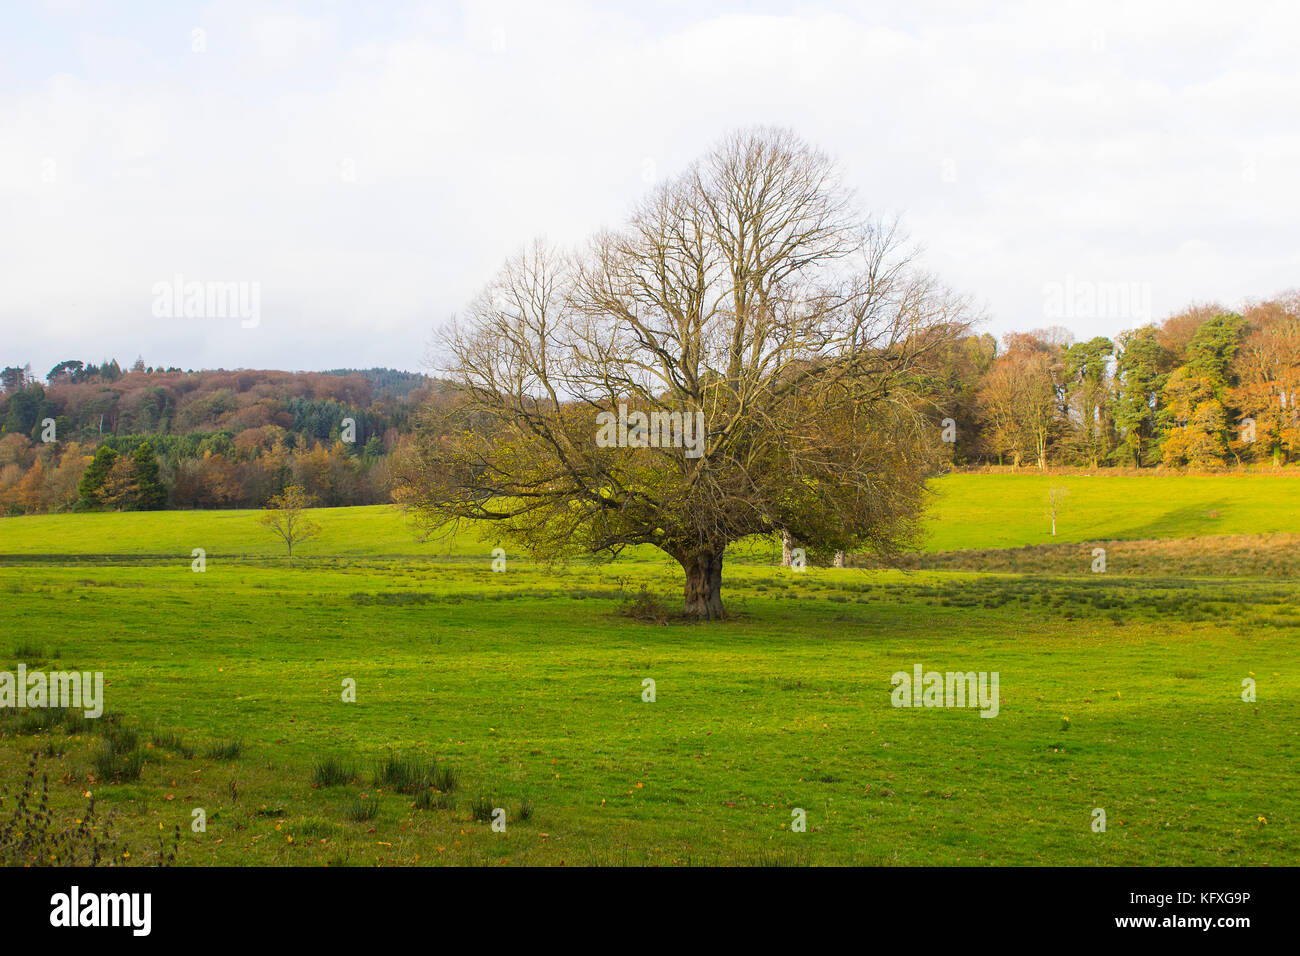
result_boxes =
[781,531,793,567]
[681,550,725,620]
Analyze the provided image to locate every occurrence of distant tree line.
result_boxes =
[931,292,1300,469]
[0,364,450,515]
[3,294,1297,516]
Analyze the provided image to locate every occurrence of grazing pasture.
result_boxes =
[1,474,1297,866]
[3,472,1299,560]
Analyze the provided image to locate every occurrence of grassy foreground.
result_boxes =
[1,473,1297,866]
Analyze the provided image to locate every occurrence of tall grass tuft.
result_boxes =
[91,734,144,783]
[205,739,243,761]
[345,795,380,822]
[150,730,195,758]
[311,756,356,788]
[470,795,495,822]
[373,753,457,794]
[414,789,455,811]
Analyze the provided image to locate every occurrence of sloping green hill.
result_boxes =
[922,473,1300,551]
[2,473,1298,560]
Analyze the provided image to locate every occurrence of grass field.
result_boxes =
[5,472,1299,560]
[1,473,1297,866]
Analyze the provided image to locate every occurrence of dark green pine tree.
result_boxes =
[77,445,119,509]
[132,442,167,510]
[1111,327,1171,467]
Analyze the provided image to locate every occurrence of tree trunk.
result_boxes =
[833,551,844,567]
[682,550,725,620]
[780,531,793,567]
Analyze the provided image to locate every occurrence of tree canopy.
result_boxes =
[399,128,973,618]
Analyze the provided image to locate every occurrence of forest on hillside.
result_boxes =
[0,364,449,513]
[2,290,1298,516]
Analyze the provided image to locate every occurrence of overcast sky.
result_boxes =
[3,0,1298,379]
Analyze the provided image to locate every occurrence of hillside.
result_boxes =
[2,363,440,441]
[0,364,454,513]
[922,473,1300,550]
[4,473,1298,563]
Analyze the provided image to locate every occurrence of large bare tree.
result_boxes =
[399,128,973,618]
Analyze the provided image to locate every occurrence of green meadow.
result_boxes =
[1,473,1297,866]
[922,473,1300,551]
[3,472,1299,560]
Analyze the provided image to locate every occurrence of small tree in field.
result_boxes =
[259,485,322,561]
[1047,486,1070,536]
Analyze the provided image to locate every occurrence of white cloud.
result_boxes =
[2,0,1298,376]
